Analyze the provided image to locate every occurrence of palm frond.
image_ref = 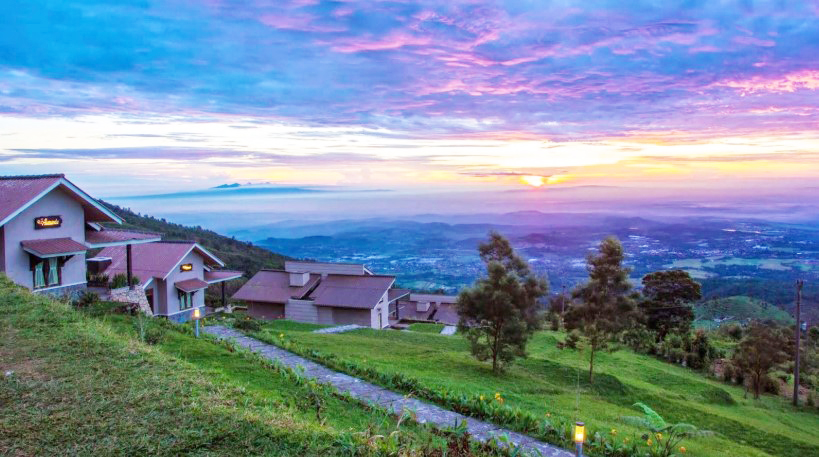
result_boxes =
[633,402,667,429]
[619,416,653,430]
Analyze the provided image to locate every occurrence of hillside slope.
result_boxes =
[695,295,795,329]
[0,277,483,456]
[101,202,289,276]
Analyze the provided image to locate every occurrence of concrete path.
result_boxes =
[204,325,572,457]
[440,325,457,335]
[313,324,364,334]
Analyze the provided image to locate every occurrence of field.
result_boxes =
[255,320,819,457]
[0,278,487,456]
[694,295,794,329]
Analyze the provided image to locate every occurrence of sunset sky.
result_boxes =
[1,0,819,196]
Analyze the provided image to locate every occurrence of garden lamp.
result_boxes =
[193,307,201,338]
[574,422,585,457]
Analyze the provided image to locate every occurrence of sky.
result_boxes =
[1,0,819,198]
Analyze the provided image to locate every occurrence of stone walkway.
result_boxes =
[440,325,457,335]
[313,324,364,334]
[204,325,572,457]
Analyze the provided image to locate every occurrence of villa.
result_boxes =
[233,261,401,328]
[0,174,160,296]
[96,241,242,322]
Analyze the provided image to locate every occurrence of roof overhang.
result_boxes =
[175,278,210,293]
[84,229,162,248]
[204,270,244,284]
[0,177,123,228]
[21,238,88,258]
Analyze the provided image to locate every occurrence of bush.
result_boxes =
[143,325,165,345]
[234,317,262,332]
[110,273,140,289]
[702,386,736,405]
[73,291,99,308]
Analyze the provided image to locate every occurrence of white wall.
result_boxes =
[2,187,86,290]
[160,249,205,316]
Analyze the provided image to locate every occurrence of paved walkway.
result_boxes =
[204,325,572,457]
[440,325,457,335]
[313,324,364,334]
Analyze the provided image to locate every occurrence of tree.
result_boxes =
[640,270,701,341]
[456,231,547,373]
[564,236,637,383]
[732,322,790,399]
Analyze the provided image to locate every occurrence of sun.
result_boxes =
[520,175,545,187]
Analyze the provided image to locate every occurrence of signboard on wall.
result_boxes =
[34,216,62,229]
[180,263,193,272]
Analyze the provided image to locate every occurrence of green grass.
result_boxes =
[408,323,446,334]
[0,278,492,456]
[257,320,819,457]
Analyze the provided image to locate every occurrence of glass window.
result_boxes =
[34,262,46,289]
[48,258,60,286]
[179,291,192,310]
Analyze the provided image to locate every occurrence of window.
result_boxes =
[178,290,195,310]
[32,257,62,289]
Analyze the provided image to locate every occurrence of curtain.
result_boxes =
[48,258,59,286]
[34,262,46,288]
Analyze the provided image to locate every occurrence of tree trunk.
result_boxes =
[589,346,595,384]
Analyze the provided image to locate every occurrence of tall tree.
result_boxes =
[564,236,637,383]
[456,231,547,373]
[640,270,701,341]
[732,322,791,399]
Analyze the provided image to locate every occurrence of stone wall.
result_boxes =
[35,283,87,301]
[109,286,152,316]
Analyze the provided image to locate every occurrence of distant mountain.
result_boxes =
[121,185,325,200]
[212,183,241,189]
[101,202,290,276]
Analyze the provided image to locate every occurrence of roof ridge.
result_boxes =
[100,228,162,236]
[0,174,64,180]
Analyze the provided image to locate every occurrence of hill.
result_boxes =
[0,277,484,456]
[695,295,795,329]
[101,202,289,276]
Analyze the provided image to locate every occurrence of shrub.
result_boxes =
[110,273,140,289]
[234,317,262,332]
[73,290,99,308]
[143,325,165,345]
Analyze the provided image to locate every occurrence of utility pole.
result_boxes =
[793,279,803,406]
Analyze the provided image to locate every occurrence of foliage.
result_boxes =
[694,296,794,329]
[102,202,288,277]
[731,322,791,399]
[252,318,819,457]
[72,290,100,308]
[85,272,109,287]
[233,316,262,332]
[621,402,712,457]
[640,270,700,341]
[701,387,736,406]
[565,236,638,383]
[109,273,140,289]
[456,231,547,373]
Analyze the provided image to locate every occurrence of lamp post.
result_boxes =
[193,307,201,338]
[574,421,585,457]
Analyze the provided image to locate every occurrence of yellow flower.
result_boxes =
[656,432,663,441]
[680,447,687,454]
[646,439,653,446]
[479,394,485,401]
[610,429,617,436]
[278,333,284,338]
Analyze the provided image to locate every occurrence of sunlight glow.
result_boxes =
[521,175,545,187]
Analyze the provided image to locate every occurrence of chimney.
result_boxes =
[290,272,309,287]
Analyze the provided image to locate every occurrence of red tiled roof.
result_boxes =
[232,270,319,304]
[175,278,209,293]
[311,274,395,309]
[85,229,161,247]
[204,270,243,283]
[20,237,88,257]
[98,241,223,281]
[0,174,120,226]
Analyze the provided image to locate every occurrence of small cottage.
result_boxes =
[97,241,241,321]
[0,174,159,296]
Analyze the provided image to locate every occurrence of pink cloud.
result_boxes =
[719,70,819,95]
[331,32,432,53]
[732,35,776,47]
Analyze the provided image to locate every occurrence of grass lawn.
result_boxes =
[256,320,819,457]
[0,279,486,456]
[408,323,445,333]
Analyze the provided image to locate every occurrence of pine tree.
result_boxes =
[456,231,547,373]
[640,270,701,341]
[564,236,637,383]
